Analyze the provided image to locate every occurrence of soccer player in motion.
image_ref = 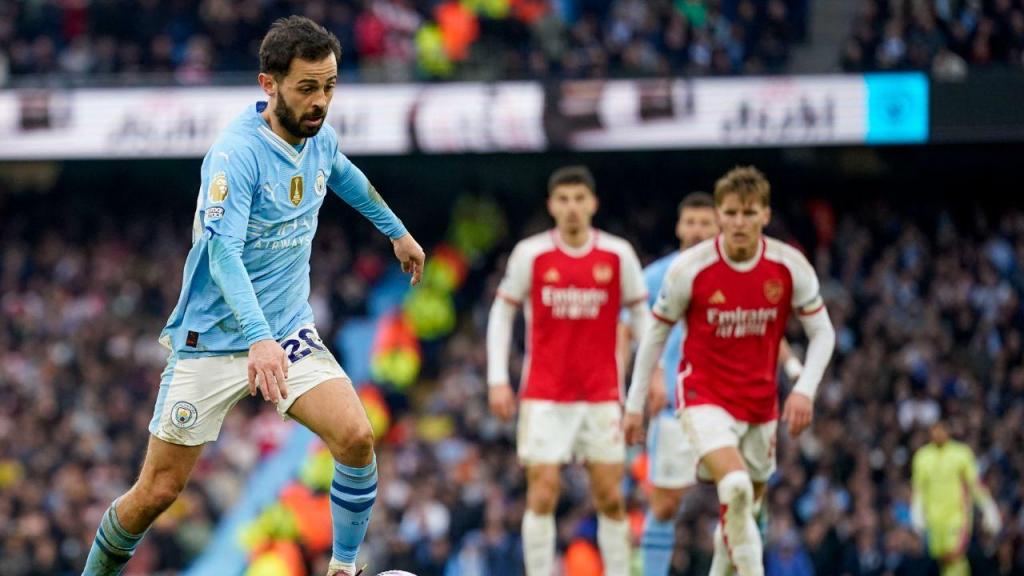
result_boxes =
[486,166,649,575]
[621,192,804,576]
[629,167,835,576]
[82,17,425,576]
[911,420,1002,576]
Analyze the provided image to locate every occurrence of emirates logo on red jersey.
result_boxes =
[541,286,609,319]
[592,263,613,284]
[763,280,784,304]
[707,307,779,337]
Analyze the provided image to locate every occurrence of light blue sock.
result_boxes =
[641,511,675,576]
[82,499,146,576]
[330,456,378,563]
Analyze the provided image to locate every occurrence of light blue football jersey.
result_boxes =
[643,252,686,412]
[161,101,401,356]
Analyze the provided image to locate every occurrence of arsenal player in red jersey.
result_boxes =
[486,166,648,576]
[629,166,835,576]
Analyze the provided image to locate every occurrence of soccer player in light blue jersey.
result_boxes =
[82,16,424,576]
[621,193,803,576]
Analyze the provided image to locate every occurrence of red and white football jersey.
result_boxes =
[496,229,646,402]
[653,235,823,423]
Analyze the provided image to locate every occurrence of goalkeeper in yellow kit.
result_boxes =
[911,420,1002,576]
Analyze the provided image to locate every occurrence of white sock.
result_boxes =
[523,510,556,576]
[717,471,763,576]
[709,522,733,576]
[597,514,630,576]
[327,558,356,576]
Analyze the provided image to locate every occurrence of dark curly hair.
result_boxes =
[259,16,342,78]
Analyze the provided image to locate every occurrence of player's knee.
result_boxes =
[526,475,560,514]
[139,472,186,514]
[650,490,681,522]
[592,483,624,516]
[324,414,375,464]
[717,470,753,515]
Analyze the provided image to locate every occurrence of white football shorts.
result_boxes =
[149,325,346,446]
[646,409,699,489]
[517,400,625,465]
[681,404,777,483]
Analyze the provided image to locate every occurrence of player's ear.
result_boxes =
[258,73,276,97]
[763,206,772,226]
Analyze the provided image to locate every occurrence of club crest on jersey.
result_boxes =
[763,279,784,304]
[208,172,228,203]
[171,401,198,429]
[289,175,303,206]
[315,169,327,197]
[592,263,613,284]
[709,290,727,304]
[543,268,561,283]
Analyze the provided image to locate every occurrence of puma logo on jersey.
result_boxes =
[709,290,727,304]
[543,268,561,283]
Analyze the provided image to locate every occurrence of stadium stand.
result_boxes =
[0,0,810,85]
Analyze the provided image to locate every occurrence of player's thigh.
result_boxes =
[681,405,746,481]
[148,352,249,447]
[576,401,625,464]
[517,400,584,465]
[927,521,970,563]
[739,419,778,483]
[647,411,698,490]
[285,376,368,449]
[525,463,562,510]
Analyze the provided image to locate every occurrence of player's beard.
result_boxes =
[274,94,325,140]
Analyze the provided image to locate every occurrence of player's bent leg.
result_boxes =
[702,447,763,576]
[83,435,203,575]
[287,377,376,576]
[588,462,630,576]
[524,464,560,576]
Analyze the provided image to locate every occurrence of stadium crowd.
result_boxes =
[1,181,1022,575]
[841,0,1024,74]
[0,0,809,85]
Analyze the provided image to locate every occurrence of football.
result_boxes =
[376,572,418,576]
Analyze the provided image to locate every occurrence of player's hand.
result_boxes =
[623,411,645,445]
[248,339,289,403]
[488,384,517,422]
[981,505,1003,536]
[647,367,667,415]
[781,392,813,438]
[392,234,425,286]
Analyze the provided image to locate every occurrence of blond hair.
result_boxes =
[714,166,770,207]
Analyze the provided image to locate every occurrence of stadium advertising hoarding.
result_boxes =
[0,73,927,159]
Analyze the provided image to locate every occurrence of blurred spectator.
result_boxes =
[0,0,809,85]
[842,0,1024,72]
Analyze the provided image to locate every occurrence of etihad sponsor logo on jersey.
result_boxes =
[541,286,609,319]
[592,263,613,284]
[707,306,778,337]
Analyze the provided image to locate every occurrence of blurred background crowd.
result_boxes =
[1,162,1022,574]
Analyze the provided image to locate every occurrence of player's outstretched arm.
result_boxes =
[328,151,424,284]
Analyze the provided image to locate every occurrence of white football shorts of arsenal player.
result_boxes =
[652,235,823,481]
[494,229,647,464]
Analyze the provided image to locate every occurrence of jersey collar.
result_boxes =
[551,228,596,258]
[254,102,309,167]
[716,234,764,272]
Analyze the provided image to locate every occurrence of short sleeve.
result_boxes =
[619,244,647,307]
[200,141,259,241]
[652,258,692,324]
[495,243,531,304]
